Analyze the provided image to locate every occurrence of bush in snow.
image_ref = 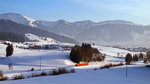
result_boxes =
[58,67,68,74]
[30,68,34,71]
[31,73,41,77]
[30,72,48,77]
[0,76,8,81]
[51,67,70,75]
[100,63,124,69]
[0,70,7,81]
[94,68,98,71]
[13,74,25,80]
[40,72,47,76]
[70,43,105,63]
[0,70,3,78]
[125,53,132,65]
[70,69,76,73]
[100,64,112,69]
[146,65,150,68]
[6,43,14,57]
[51,69,58,75]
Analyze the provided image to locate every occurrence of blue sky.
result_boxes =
[0,0,150,25]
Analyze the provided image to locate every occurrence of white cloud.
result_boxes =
[69,0,136,11]
[69,0,150,12]
[69,0,150,24]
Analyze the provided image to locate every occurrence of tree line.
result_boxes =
[125,52,150,64]
[0,32,25,42]
[70,43,105,63]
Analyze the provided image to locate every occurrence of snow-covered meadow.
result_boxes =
[2,65,150,84]
[0,41,149,84]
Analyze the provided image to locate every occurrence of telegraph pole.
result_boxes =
[126,64,128,77]
[40,56,41,71]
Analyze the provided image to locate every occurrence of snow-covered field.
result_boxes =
[0,42,149,84]
[1,65,150,84]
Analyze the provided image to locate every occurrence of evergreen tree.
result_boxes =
[6,43,14,57]
[125,53,132,64]
[133,54,138,62]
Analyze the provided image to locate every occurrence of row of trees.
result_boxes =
[125,52,150,64]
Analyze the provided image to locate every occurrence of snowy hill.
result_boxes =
[25,33,59,45]
[0,13,36,27]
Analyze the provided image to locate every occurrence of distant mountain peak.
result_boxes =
[1,13,21,16]
[0,13,36,27]
[75,20,94,24]
[97,20,136,25]
[56,19,70,25]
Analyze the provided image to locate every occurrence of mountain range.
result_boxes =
[0,19,78,44]
[1,13,150,47]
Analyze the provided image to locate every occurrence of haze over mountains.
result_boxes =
[0,19,78,44]
[1,13,150,47]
